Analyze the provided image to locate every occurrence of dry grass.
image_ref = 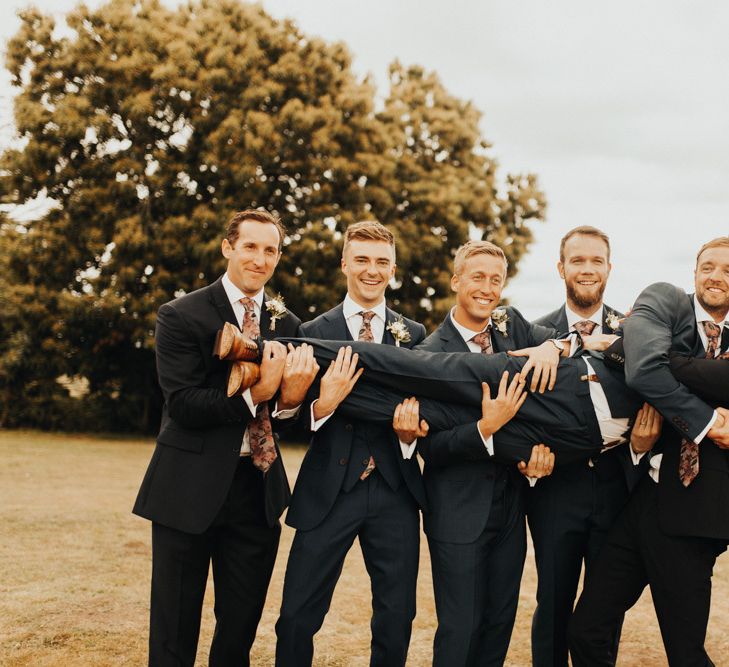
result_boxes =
[1,430,728,666]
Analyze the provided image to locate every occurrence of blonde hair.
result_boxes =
[453,240,508,276]
[342,220,396,260]
[696,237,729,264]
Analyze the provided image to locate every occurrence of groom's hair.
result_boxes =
[343,220,396,260]
[226,208,286,251]
[453,240,508,276]
[559,226,611,262]
[697,236,729,264]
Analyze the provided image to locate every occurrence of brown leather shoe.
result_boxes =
[213,322,261,361]
[226,361,261,397]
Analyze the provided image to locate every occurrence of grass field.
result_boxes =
[2,431,729,666]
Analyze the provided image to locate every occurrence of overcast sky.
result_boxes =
[1,0,727,318]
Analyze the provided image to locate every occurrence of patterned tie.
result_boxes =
[358,310,377,480]
[471,326,493,355]
[573,320,598,337]
[240,297,277,473]
[679,320,722,486]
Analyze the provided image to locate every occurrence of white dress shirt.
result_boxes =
[639,296,724,482]
[309,296,415,459]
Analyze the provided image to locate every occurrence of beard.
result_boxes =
[697,285,729,319]
[566,280,606,311]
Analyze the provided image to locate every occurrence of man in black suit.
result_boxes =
[528,226,660,667]
[393,240,563,667]
[275,221,427,667]
[570,236,729,666]
[133,209,318,667]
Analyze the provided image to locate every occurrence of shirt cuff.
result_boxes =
[630,447,648,465]
[399,439,417,459]
[242,388,257,418]
[561,333,579,358]
[271,402,301,420]
[310,399,334,432]
[694,410,719,444]
[527,477,539,487]
[478,425,495,456]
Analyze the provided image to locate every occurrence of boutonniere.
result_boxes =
[386,316,412,347]
[265,294,287,332]
[605,310,621,332]
[491,308,509,337]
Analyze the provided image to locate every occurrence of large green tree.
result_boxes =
[0,0,545,433]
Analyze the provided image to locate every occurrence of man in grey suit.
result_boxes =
[570,236,729,666]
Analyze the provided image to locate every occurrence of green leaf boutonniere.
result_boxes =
[265,294,287,332]
[491,308,509,336]
[386,316,412,347]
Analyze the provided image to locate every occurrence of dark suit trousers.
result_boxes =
[275,471,420,667]
[429,471,526,667]
[527,457,627,667]
[569,478,726,667]
[149,458,280,667]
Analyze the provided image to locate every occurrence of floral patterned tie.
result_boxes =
[358,310,376,480]
[240,297,277,473]
[679,321,722,486]
[573,320,597,337]
[471,326,493,355]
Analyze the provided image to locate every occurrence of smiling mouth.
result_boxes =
[474,298,493,306]
[361,279,381,286]
[577,281,599,287]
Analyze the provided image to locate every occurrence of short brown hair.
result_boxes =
[559,226,611,262]
[342,220,396,260]
[453,240,508,276]
[696,237,729,264]
[226,208,285,250]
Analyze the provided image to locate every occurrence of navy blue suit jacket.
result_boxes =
[285,303,427,531]
[416,307,555,544]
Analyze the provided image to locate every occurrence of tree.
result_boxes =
[0,0,545,433]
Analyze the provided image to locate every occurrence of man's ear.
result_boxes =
[450,273,459,293]
[222,238,233,260]
[557,261,565,279]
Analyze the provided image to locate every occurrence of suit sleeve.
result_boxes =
[623,284,715,441]
[668,354,729,407]
[418,423,492,468]
[155,303,254,429]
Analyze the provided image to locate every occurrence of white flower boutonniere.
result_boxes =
[387,316,412,347]
[265,294,287,332]
[491,308,509,337]
[605,310,621,332]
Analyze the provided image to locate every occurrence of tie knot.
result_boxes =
[573,320,597,337]
[703,320,721,339]
[360,310,376,324]
[240,297,255,313]
[471,327,493,354]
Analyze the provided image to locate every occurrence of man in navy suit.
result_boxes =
[133,209,319,666]
[393,240,563,667]
[275,221,427,667]
[528,226,661,667]
[570,236,729,666]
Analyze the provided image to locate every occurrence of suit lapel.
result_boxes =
[383,308,398,346]
[322,303,353,341]
[491,310,517,353]
[441,314,473,352]
[721,326,729,355]
[209,277,239,327]
[260,293,273,341]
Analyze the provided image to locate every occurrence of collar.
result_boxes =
[449,307,491,343]
[693,295,728,329]
[343,294,387,322]
[565,304,604,332]
[222,272,264,310]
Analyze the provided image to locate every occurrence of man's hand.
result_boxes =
[278,343,320,410]
[508,341,560,393]
[393,397,429,445]
[312,345,363,420]
[250,341,287,405]
[630,403,663,454]
[582,333,620,352]
[477,372,527,439]
[517,443,555,479]
[708,408,729,448]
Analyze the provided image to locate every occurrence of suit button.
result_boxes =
[339,458,347,466]
[362,459,369,466]
[345,424,353,431]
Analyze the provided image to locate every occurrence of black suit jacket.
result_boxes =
[133,277,301,532]
[285,303,427,531]
[622,282,729,539]
[534,303,645,491]
[416,307,555,544]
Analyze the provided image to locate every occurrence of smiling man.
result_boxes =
[275,221,427,667]
[570,236,729,666]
